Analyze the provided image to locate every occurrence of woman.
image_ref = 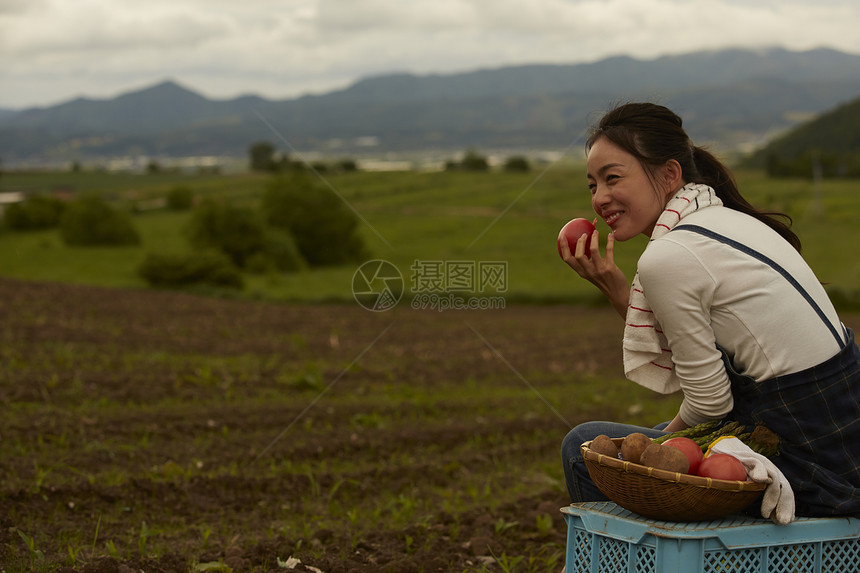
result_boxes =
[559,102,860,517]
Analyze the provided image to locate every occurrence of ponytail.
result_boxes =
[692,146,802,252]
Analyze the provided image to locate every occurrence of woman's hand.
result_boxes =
[558,227,630,318]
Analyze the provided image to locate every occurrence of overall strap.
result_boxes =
[673,224,846,350]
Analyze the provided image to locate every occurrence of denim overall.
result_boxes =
[675,225,860,517]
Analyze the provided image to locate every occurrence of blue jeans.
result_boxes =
[561,420,670,502]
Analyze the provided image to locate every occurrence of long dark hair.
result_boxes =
[586,102,801,252]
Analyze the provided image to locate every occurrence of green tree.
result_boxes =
[338,159,358,172]
[185,199,306,271]
[504,156,530,172]
[261,174,369,266]
[59,194,141,246]
[4,194,66,230]
[186,200,266,267]
[460,150,489,171]
[249,141,279,172]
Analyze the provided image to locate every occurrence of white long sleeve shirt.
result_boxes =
[636,206,846,426]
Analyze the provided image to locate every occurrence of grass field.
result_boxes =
[2,166,858,306]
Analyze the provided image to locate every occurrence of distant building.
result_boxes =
[0,191,25,216]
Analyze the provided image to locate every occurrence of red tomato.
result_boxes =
[697,453,748,481]
[663,437,704,475]
[558,218,596,260]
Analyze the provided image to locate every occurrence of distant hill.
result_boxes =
[2,47,860,164]
[744,95,860,176]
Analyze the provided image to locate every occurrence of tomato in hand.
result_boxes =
[663,437,704,475]
[697,453,747,481]
[558,218,596,259]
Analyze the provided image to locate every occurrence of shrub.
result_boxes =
[249,141,286,172]
[188,199,265,267]
[338,159,358,172]
[166,186,194,210]
[138,251,243,289]
[186,199,307,271]
[460,150,489,171]
[59,194,141,246]
[261,174,369,266]
[186,199,267,267]
[4,194,66,230]
[504,156,530,172]
[446,150,490,172]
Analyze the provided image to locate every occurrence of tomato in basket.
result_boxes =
[662,437,704,475]
[698,453,747,481]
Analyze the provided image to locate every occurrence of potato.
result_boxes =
[590,434,619,458]
[620,432,652,464]
[639,443,689,473]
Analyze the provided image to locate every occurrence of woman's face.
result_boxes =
[586,137,674,241]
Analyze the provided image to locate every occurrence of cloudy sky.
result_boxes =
[1,0,859,109]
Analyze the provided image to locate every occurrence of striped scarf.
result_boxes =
[622,183,722,393]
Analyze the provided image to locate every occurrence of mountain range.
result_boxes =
[2,47,860,165]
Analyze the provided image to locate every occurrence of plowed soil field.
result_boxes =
[3,278,853,572]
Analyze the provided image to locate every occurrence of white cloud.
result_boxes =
[0,0,858,108]
[0,0,47,15]
[4,3,228,60]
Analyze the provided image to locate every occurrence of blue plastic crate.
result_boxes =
[561,502,860,573]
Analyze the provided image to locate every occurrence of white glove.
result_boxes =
[708,437,795,525]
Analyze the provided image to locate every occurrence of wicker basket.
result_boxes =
[581,438,766,521]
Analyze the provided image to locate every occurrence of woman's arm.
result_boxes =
[638,241,734,426]
[559,228,630,318]
[662,412,690,433]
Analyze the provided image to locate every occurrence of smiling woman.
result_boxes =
[558,101,860,523]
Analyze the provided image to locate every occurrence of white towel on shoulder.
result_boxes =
[623,183,722,393]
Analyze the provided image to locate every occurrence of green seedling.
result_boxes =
[535,513,554,536]
[306,468,320,498]
[327,478,344,503]
[105,540,119,558]
[91,514,101,557]
[33,462,54,490]
[489,547,524,573]
[16,529,45,569]
[66,543,84,566]
[138,521,151,557]
[199,524,213,548]
[494,518,519,536]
